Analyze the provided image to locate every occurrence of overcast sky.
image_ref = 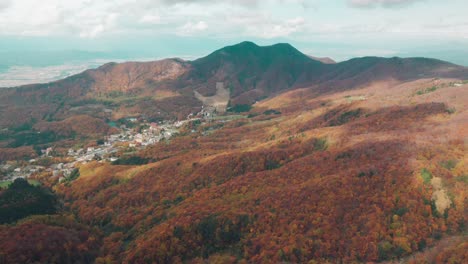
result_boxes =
[0,0,467,65]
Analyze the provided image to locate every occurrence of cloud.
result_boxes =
[75,13,119,38]
[348,0,423,8]
[0,0,310,39]
[260,17,305,38]
[224,12,306,39]
[139,14,162,24]
[177,21,208,36]
[0,0,465,46]
[161,0,259,7]
[0,0,11,11]
[0,0,327,39]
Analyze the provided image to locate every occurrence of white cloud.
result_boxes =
[0,0,11,11]
[0,0,119,37]
[0,0,465,46]
[139,14,162,24]
[0,0,311,39]
[259,17,305,38]
[225,12,306,39]
[161,0,259,7]
[177,21,208,36]
[76,13,119,38]
[348,0,423,8]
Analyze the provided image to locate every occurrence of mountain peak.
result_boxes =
[213,41,261,56]
[270,42,295,49]
[237,41,259,48]
[267,42,306,56]
[308,55,336,64]
[200,41,311,62]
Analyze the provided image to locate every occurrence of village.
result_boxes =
[0,105,224,186]
[0,81,232,186]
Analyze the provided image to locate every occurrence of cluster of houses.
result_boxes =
[0,112,214,185]
[0,163,46,182]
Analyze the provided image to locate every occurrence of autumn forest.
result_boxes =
[0,42,467,263]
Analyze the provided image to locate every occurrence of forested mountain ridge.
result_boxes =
[0,41,466,128]
[0,42,467,263]
[1,42,466,162]
[1,77,467,262]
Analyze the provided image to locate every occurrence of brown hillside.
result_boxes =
[0,41,467,161]
[0,42,466,128]
[33,115,116,137]
[87,59,189,93]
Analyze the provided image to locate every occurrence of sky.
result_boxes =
[0,0,467,86]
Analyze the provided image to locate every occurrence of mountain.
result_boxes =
[308,55,336,64]
[303,56,466,96]
[0,42,467,155]
[183,41,322,104]
[0,42,467,263]
[1,42,465,112]
[87,59,190,93]
[186,42,466,104]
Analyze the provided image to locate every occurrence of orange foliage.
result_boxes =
[55,101,465,262]
[3,76,467,263]
[34,115,116,137]
[0,215,101,263]
[0,146,36,162]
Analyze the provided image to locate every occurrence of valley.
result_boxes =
[0,103,235,186]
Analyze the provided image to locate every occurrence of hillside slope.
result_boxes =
[0,42,466,122]
[41,78,466,263]
[0,42,467,160]
[0,43,467,262]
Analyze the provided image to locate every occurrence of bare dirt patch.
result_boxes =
[194,82,230,112]
[431,177,452,214]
